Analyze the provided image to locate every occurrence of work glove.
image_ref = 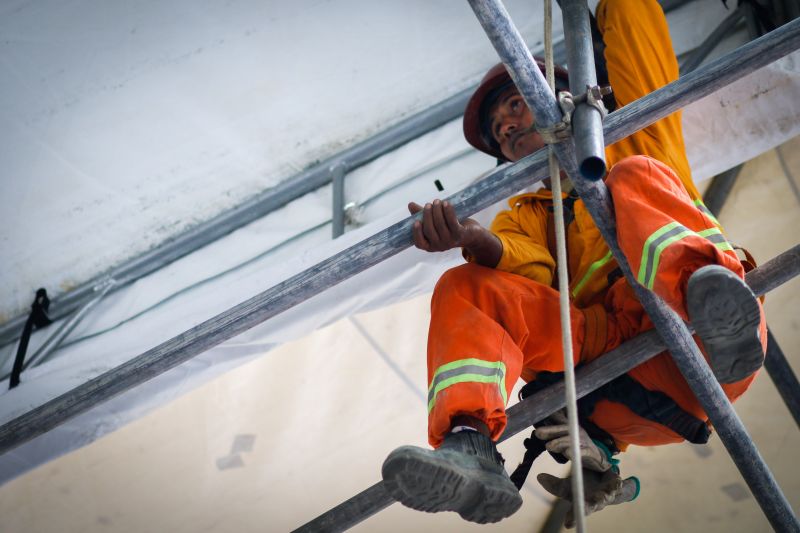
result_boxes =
[537,468,640,529]
[534,410,615,473]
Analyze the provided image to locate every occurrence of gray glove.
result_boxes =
[534,410,614,472]
[537,468,639,529]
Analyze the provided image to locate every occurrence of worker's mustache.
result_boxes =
[509,125,539,148]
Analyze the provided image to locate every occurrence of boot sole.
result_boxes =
[687,265,764,384]
[381,445,522,524]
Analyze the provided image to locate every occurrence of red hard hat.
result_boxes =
[463,59,569,161]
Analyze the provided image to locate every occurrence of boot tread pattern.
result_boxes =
[688,265,764,384]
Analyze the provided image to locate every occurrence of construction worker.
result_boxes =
[381,0,768,527]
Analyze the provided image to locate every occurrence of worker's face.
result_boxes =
[487,87,545,162]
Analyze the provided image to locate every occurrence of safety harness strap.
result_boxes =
[510,369,710,489]
[589,373,711,444]
[520,369,710,443]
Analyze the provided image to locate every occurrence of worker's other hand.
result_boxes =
[408,200,482,252]
[534,411,614,472]
[537,469,639,529]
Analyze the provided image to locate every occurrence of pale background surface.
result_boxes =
[1,0,798,531]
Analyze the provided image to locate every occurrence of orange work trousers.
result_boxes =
[427,155,767,448]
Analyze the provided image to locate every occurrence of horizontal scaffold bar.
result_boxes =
[295,244,800,532]
[0,17,798,462]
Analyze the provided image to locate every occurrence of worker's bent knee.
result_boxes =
[433,264,491,300]
[606,155,684,196]
[605,155,652,189]
[433,264,532,310]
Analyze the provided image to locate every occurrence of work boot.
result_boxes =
[687,265,764,384]
[381,430,522,524]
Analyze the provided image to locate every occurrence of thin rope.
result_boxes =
[544,0,587,530]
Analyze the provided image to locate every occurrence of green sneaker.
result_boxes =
[381,430,522,524]
[687,265,764,384]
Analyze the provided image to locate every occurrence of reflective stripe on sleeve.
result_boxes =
[571,250,614,299]
[638,223,734,290]
[427,358,507,413]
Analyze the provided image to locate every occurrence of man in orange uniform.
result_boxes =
[381,0,767,526]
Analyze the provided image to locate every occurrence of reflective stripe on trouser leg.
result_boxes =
[427,359,507,413]
[571,250,614,300]
[638,223,735,290]
[693,199,722,228]
[426,264,590,447]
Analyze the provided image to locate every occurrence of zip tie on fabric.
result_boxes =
[544,0,587,531]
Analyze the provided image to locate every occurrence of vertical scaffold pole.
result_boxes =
[561,0,606,179]
[764,329,800,428]
[331,163,347,238]
[465,0,799,531]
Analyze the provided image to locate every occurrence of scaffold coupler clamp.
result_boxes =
[573,84,612,119]
[536,91,576,145]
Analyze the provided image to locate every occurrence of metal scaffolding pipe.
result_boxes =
[680,6,744,74]
[0,29,582,350]
[331,164,347,238]
[764,328,800,428]
[468,1,797,530]
[561,0,606,179]
[702,164,743,217]
[1,14,798,469]
[468,0,563,129]
[295,247,800,532]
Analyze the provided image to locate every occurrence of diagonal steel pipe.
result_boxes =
[467,0,798,530]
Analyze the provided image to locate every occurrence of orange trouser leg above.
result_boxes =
[426,265,598,447]
[593,156,767,445]
[606,155,744,319]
